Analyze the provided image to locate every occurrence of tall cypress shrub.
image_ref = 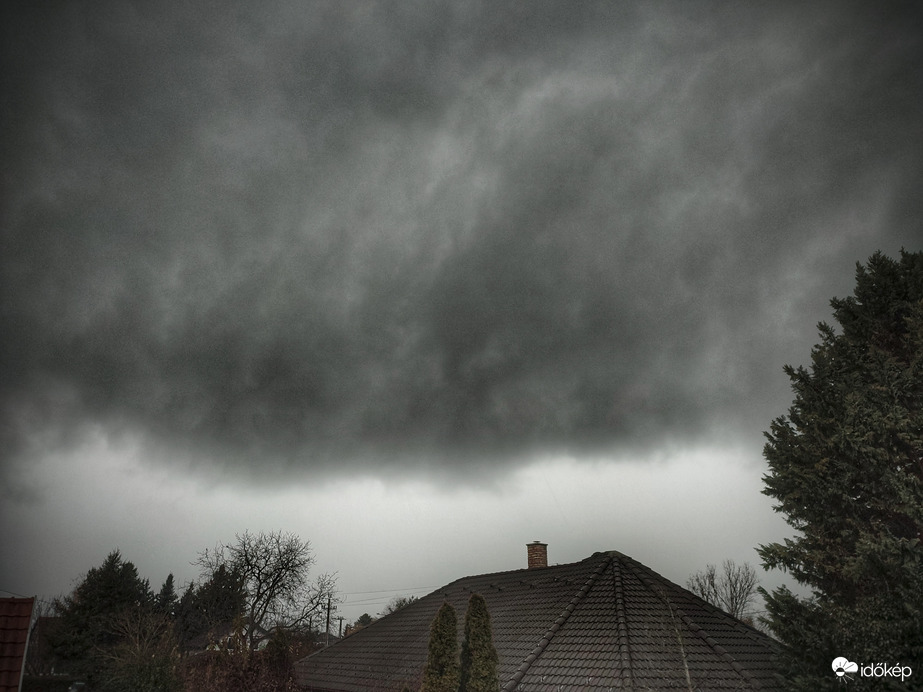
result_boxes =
[460,593,499,692]
[421,602,459,692]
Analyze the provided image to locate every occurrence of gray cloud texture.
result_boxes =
[2,1,921,484]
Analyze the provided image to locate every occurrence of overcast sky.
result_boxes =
[2,1,921,626]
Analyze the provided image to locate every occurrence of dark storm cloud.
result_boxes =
[2,1,921,483]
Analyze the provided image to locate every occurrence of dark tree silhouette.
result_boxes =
[759,250,923,689]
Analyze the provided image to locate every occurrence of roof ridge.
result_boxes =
[627,559,762,690]
[610,558,634,689]
[611,551,772,641]
[675,611,763,690]
[501,555,611,692]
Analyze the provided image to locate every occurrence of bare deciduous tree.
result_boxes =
[686,559,759,622]
[196,530,337,650]
[99,608,179,691]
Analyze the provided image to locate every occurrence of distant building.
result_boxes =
[295,543,780,690]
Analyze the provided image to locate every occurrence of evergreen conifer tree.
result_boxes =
[156,573,177,617]
[51,550,160,686]
[758,250,923,690]
[420,602,459,692]
[459,593,499,692]
[174,563,246,651]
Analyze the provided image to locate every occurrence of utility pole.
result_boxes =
[337,615,344,638]
[325,595,331,647]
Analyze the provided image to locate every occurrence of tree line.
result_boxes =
[36,530,336,692]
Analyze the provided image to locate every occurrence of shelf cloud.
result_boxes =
[2,1,921,489]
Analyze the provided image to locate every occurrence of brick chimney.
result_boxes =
[527,541,548,569]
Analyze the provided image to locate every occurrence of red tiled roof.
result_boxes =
[0,598,34,692]
[294,552,780,691]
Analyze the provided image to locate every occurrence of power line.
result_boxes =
[338,585,437,596]
[338,585,437,609]
[0,588,32,598]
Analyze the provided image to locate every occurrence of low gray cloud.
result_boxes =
[2,1,921,485]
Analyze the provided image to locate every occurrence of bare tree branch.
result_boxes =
[196,530,338,650]
[686,560,759,621]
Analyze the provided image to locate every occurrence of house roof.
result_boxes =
[0,597,34,692]
[294,551,780,691]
